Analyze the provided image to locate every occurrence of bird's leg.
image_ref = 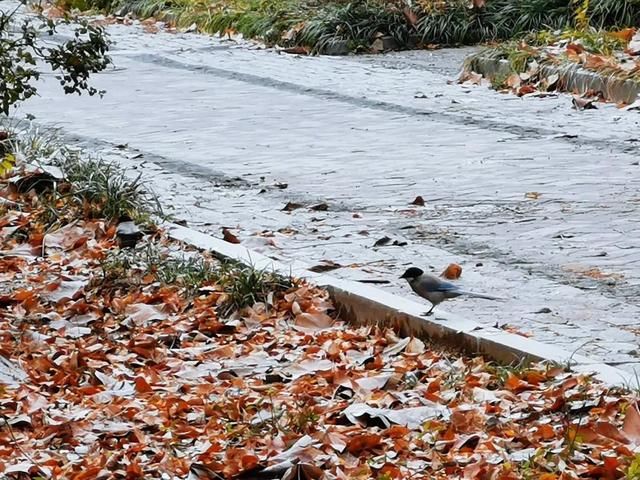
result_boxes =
[422,304,435,316]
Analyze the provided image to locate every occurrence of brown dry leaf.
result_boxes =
[346,433,382,454]
[222,227,241,244]
[525,191,541,200]
[572,95,598,110]
[506,73,521,89]
[583,53,610,69]
[44,222,90,251]
[294,312,334,330]
[282,46,309,55]
[459,71,483,85]
[310,203,329,211]
[567,43,585,55]
[283,201,303,211]
[441,263,462,280]
[403,7,418,27]
[501,324,533,337]
[410,195,425,206]
[282,463,325,480]
[517,84,537,96]
[143,23,159,34]
[45,6,66,18]
[623,403,640,443]
[609,28,635,43]
[308,260,342,273]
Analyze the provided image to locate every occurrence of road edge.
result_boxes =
[165,222,634,387]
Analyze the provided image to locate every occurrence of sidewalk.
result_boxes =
[18,14,640,373]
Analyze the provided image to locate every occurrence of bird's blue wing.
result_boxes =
[434,280,460,292]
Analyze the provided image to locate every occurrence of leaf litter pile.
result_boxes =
[3,151,640,479]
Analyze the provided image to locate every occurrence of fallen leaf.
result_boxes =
[459,71,483,85]
[282,463,324,480]
[282,46,309,55]
[294,312,334,330]
[403,7,418,27]
[405,337,426,354]
[310,203,329,211]
[506,73,521,89]
[222,227,241,244]
[283,201,303,211]
[517,85,537,96]
[441,263,462,280]
[346,433,381,454]
[525,191,541,200]
[572,95,597,110]
[308,260,342,273]
[623,403,640,444]
[373,236,392,247]
[410,195,425,206]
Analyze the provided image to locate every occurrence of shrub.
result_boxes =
[0,1,111,116]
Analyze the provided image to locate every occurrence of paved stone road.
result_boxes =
[14,9,640,374]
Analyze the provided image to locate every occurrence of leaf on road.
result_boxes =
[441,263,462,280]
[410,195,425,206]
[373,236,392,247]
[222,227,241,244]
[308,260,342,273]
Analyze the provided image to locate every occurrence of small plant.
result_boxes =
[217,261,294,316]
[57,154,161,220]
[101,242,218,292]
[627,453,640,480]
[574,0,590,31]
[286,403,319,434]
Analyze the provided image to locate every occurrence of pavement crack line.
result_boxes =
[127,52,638,156]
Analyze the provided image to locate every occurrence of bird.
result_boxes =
[400,266,500,316]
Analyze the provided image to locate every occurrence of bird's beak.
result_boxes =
[399,273,407,279]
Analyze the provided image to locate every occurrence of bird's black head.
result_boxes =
[400,267,424,280]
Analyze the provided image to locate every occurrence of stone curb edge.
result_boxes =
[165,222,634,387]
[465,55,640,105]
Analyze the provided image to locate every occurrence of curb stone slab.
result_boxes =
[465,55,640,104]
[165,222,634,387]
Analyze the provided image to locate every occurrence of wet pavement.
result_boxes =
[14,9,640,374]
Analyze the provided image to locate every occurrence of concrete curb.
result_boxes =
[165,222,634,386]
[465,55,640,104]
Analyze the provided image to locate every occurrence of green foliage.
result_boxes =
[217,261,294,316]
[102,243,218,292]
[62,0,640,52]
[102,245,295,314]
[0,1,111,115]
[58,154,161,220]
[628,453,640,480]
[295,1,413,52]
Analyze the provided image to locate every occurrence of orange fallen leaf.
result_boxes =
[441,263,462,280]
[135,376,153,394]
[609,28,635,43]
[517,85,537,96]
[346,433,381,454]
[504,373,531,393]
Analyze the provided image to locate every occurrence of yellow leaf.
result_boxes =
[0,153,15,175]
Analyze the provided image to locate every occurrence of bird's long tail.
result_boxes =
[457,291,504,301]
